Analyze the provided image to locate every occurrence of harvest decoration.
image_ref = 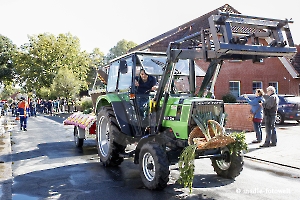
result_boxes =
[177,112,248,193]
[178,131,247,193]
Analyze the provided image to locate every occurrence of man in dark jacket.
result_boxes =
[135,69,157,118]
[260,86,279,147]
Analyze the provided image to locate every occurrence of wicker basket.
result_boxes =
[188,126,206,145]
[188,120,235,150]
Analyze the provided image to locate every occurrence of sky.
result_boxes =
[1,0,299,54]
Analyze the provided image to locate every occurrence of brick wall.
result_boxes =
[224,103,254,131]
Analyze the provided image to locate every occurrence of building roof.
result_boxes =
[129,4,240,52]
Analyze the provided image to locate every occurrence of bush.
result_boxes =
[222,93,237,103]
[80,97,93,113]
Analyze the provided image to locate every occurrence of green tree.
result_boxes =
[0,83,19,100]
[87,48,105,89]
[13,33,90,94]
[105,39,137,62]
[0,35,16,84]
[39,86,52,100]
[51,67,81,100]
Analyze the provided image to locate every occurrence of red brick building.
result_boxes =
[129,4,300,99]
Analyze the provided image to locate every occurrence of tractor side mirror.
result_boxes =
[119,59,128,74]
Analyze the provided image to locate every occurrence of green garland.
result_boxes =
[177,131,248,193]
[227,131,248,155]
[177,144,197,193]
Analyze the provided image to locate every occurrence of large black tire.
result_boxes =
[74,126,84,148]
[211,147,243,179]
[139,142,170,190]
[96,106,125,167]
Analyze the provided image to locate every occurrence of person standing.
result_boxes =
[47,100,53,115]
[18,97,29,131]
[243,89,265,143]
[29,99,37,117]
[260,86,279,147]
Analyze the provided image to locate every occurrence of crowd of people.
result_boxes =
[4,98,77,118]
[0,97,78,131]
[32,98,77,115]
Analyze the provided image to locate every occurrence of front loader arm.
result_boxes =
[149,11,297,134]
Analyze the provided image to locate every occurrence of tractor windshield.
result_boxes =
[136,54,204,76]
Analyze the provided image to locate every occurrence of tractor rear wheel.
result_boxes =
[139,142,170,190]
[96,106,125,167]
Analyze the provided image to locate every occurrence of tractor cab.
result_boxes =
[104,51,206,137]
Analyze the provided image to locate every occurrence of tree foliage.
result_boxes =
[87,48,105,88]
[51,67,81,99]
[0,83,20,100]
[13,33,91,95]
[0,35,16,84]
[2,35,135,100]
[106,39,137,62]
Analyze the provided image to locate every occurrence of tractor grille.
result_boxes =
[192,100,224,114]
[191,100,225,125]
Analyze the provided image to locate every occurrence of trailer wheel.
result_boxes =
[74,126,84,148]
[139,142,170,190]
[211,147,243,179]
[96,106,125,167]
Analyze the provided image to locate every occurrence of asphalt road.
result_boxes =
[1,114,300,199]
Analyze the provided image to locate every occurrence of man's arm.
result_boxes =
[150,76,157,91]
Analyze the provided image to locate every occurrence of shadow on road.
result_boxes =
[8,140,97,163]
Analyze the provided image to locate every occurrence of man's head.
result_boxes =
[266,86,276,95]
[20,97,25,101]
[140,69,149,82]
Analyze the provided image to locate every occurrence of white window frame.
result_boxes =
[252,81,263,93]
[229,81,240,98]
[269,82,278,94]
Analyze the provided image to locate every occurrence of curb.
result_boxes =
[0,116,15,200]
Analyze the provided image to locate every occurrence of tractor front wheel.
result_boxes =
[139,142,170,190]
[211,147,243,179]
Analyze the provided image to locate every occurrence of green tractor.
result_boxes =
[94,12,296,190]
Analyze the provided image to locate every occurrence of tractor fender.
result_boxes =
[95,94,133,137]
[133,134,165,164]
[111,101,133,136]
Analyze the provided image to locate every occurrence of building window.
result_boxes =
[229,81,240,97]
[252,81,262,93]
[269,82,278,93]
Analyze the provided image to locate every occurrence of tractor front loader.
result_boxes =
[93,12,296,190]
